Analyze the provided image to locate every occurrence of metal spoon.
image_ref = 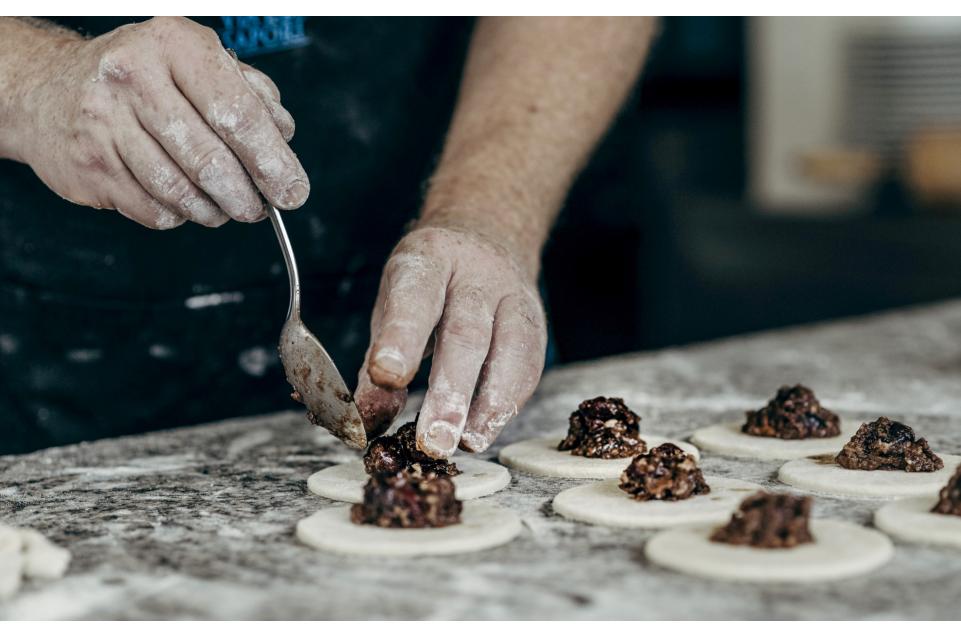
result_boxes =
[267,204,367,449]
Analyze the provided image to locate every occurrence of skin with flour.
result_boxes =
[0,17,307,228]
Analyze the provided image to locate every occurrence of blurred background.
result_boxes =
[548,16,961,361]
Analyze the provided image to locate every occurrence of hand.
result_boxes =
[12,17,307,228]
[355,225,548,457]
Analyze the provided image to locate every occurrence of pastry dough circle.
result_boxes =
[498,435,700,479]
[296,501,522,557]
[778,454,961,499]
[645,519,893,582]
[552,476,762,528]
[690,418,860,461]
[874,497,961,548]
[307,457,511,503]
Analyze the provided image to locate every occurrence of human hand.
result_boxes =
[11,17,307,228]
[355,225,548,457]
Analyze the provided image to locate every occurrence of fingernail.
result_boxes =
[460,431,488,453]
[373,349,406,380]
[282,179,309,209]
[425,421,457,456]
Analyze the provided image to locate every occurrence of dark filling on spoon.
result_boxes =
[711,491,814,549]
[558,396,646,459]
[835,417,943,472]
[619,443,710,501]
[931,465,961,516]
[742,384,840,439]
[363,421,460,476]
[350,468,463,528]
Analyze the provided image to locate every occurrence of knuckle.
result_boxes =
[441,317,490,348]
[208,96,262,139]
[97,47,138,84]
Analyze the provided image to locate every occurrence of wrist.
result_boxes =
[414,205,544,283]
[0,25,83,162]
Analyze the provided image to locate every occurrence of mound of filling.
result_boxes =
[363,422,460,476]
[558,396,646,459]
[932,465,961,516]
[350,468,463,528]
[710,491,814,549]
[619,443,710,501]
[835,417,943,472]
[742,384,840,439]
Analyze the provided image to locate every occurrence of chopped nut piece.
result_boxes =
[350,469,462,528]
[742,384,840,439]
[363,421,460,476]
[558,396,646,458]
[619,443,710,501]
[835,417,943,472]
[711,491,814,549]
[932,465,961,516]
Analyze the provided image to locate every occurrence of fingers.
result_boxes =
[117,123,230,227]
[415,285,495,458]
[459,294,547,453]
[355,348,408,438]
[102,152,187,230]
[135,78,266,222]
[366,253,450,389]
[169,37,309,210]
[240,64,295,142]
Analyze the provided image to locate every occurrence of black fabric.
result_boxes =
[0,17,474,453]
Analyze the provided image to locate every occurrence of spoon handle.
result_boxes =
[266,205,301,321]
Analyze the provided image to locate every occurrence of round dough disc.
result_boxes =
[875,497,961,548]
[296,501,523,557]
[498,435,700,479]
[778,454,961,499]
[690,417,860,460]
[307,457,511,504]
[645,519,893,583]
[553,476,762,528]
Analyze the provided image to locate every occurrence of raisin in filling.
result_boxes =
[710,491,814,549]
[742,384,840,439]
[931,465,961,516]
[835,417,943,472]
[618,443,710,501]
[350,469,463,528]
[363,422,460,476]
[558,396,646,459]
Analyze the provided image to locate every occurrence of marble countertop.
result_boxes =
[2,300,961,620]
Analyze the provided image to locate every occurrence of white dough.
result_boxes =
[690,417,861,460]
[296,501,522,557]
[875,496,961,548]
[645,519,893,582]
[778,454,961,499]
[0,524,71,599]
[307,457,511,504]
[552,477,762,529]
[498,435,700,479]
[0,526,23,600]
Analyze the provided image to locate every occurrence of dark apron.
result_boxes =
[0,17,474,453]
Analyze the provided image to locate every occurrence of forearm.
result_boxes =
[420,16,657,275]
[0,18,82,162]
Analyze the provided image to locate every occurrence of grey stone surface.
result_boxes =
[2,300,961,619]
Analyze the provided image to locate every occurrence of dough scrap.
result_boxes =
[778,454,961,499]
[498,435,700,479]
[0,524,71,600]
[874,497,961,549]
[552,476,762,528]
[307,457,511,504]
[296,501,522,557]
[691,418,861,461]
[645,519,893,582]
